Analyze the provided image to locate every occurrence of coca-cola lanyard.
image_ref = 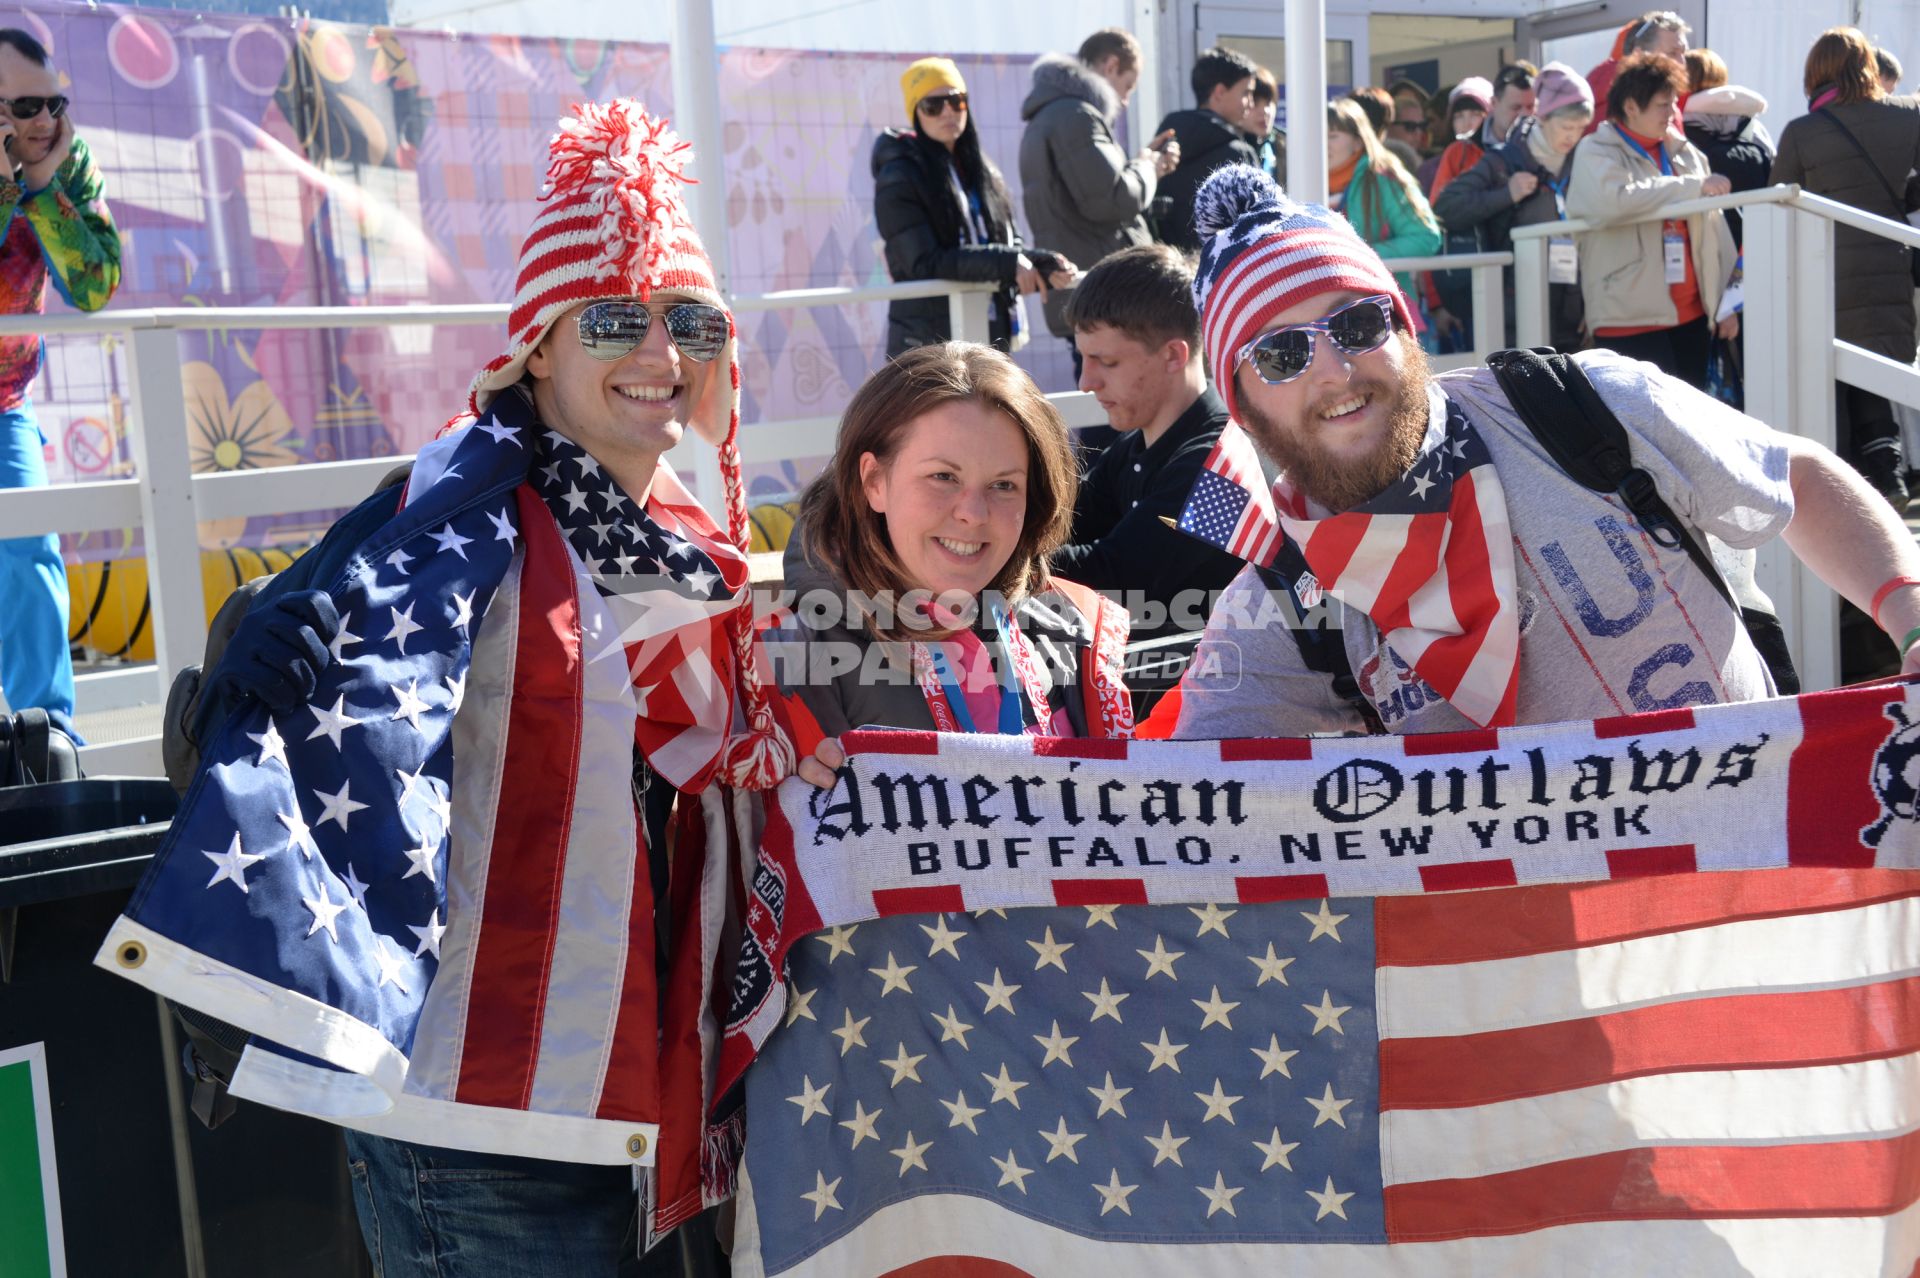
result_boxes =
[914,600,1051,736]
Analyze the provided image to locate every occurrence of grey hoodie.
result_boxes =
[1018,52,1158,337]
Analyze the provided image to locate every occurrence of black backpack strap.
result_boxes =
[1485,347,1739,618]
[1259,548,1383,734]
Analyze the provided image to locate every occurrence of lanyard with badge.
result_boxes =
[1617,131,1689,284]
[914,600,1052,736]
[1546,172,1578,285]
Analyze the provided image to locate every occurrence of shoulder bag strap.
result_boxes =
[1816,107,1910,219]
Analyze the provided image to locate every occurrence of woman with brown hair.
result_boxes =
[776,341,1132,753]
[732,344,1133,1258]
[1325,98,1442,309]
[1771,26,1920,510]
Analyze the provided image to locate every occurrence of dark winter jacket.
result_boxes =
[1683,86,1776,249]
[1770,95,1920,361]
[1050,388,1243,648]
[1432,119,1585,350]
[1151,108,1259,251]
[872,129,1048,356]
[1018,53,1158,337]
[774,532,1120,739]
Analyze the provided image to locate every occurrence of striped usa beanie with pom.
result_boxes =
[466,99,794,791]
[1190,165,1414,422]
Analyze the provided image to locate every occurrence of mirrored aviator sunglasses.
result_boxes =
[1237,294,1396,385]
[575,300,729,363]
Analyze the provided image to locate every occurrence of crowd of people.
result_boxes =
[873,16,1920,513]
[25,11,1920,1278]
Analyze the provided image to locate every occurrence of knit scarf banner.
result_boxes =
[716,678,1920,1095]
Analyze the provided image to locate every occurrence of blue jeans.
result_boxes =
[0,402,74,723]
[343,1130,647,1277]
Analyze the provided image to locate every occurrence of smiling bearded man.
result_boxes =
[1171,163,1920,738]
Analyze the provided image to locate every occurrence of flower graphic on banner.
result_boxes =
[185,360,301,547]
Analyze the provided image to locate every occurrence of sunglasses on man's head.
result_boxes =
[918,93,968,116]
[1235,295,1396,385]
[0,95,66,121]
[575,300,729,363]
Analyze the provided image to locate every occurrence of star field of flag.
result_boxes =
[743,901,1385,1269]
[121,409,536,1053]
[527,426,731,603]
[1178,468,1253,548]
[1361,398,1493,516]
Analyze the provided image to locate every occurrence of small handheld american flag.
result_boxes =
[1174,421,1281,568]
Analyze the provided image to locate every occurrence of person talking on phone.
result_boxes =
[1018,28,1177,372]
[0,28,119,745]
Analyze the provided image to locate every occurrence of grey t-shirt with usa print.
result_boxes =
[1174,350,1795,738]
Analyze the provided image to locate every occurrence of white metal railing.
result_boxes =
[1514,182,1920,691]
[0,250,1526,774]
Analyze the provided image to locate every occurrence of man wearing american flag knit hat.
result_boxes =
[1172,162,1920,738]
[95,100,790,1273]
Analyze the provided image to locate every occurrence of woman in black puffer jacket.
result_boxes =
[874,57,1075,357]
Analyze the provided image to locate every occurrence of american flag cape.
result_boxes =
[94,392,749,1237]
[1178,389,1520,728]
[722,680,1920,1275]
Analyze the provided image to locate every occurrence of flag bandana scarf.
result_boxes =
[94,389,747,1199]
[1276,391,1519,728]
[523,420,747,792]
[723,681,1920,1276]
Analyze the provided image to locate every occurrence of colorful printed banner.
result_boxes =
[13,0,1076,562]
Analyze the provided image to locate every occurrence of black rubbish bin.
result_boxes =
[0,778,372,1278]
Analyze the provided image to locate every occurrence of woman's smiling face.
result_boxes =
[859,399,1029,600]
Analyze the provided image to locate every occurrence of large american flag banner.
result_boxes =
[726,680,1920,1275]
[94,391,748,1235]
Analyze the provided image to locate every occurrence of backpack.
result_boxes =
[1269,348,1799,719]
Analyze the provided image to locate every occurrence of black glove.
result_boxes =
[214,589,341,714]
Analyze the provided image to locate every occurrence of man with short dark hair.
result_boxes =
[1428,61,1537,202]
[1020,27,1179,353]
[0,28,117,743]
[1051,245,1242,704]
[1152,46,1261,250]
[1242,64,1284,179]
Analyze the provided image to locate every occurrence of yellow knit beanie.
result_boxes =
[901,57,966,125]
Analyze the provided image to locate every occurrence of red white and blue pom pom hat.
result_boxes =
[469,98,742,466]
[467,98,795,790]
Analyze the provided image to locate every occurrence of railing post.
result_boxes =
[124,323,208,685]
[947,289,992,346]
[1512,235,1549,349]
[1469,260,1506,361]
[1284,0,1329,205]
[1745,201,1839,690]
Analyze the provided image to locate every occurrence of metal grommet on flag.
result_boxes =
[626,1132,649,1159]
[115,940,146,968]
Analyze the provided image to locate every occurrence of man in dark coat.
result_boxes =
[1019,28,1179,343]
[1152,46,1260,251]
[1050,245,1242,712]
